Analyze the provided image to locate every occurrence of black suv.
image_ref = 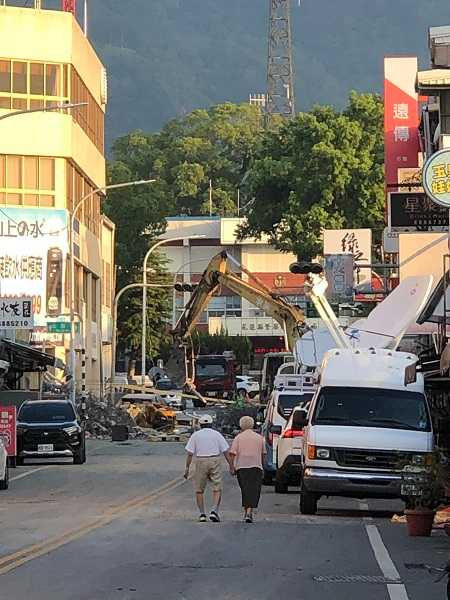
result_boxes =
[17,400,86,465]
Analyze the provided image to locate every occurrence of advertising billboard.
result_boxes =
[0,207,69,327]
[323,228,371,283]
[324,254,354,303]
[61,0,76,14]
[388,192,448,231]
[0,406,16,458]
[384,57,421,191]
[422,148,450,208]
[0,297,33,329]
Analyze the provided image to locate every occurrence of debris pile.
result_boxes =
[81,398,143,439]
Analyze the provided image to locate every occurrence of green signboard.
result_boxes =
[422,148,450,207]
[47,322,71,334]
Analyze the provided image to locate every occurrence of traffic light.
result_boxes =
[289,262,323,275]
[174,283,197,293]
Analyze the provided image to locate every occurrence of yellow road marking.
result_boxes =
[0,476,186,576]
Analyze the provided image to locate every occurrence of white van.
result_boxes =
[298,348,433,514]
[262,364,316,484]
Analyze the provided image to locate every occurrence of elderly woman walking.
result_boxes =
[229,416,266,523]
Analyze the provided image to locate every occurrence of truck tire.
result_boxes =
[299,490,318,515]
[262,470,273,485]
[0,463,9,490]
[274,479,288,494]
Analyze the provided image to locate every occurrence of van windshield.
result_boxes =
[312,387,431,431]
[196,362,226,378]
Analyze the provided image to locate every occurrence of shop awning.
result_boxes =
[0,339,65,372]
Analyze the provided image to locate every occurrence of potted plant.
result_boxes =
[401,453,445,537]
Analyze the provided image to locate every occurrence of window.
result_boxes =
[18,402,75,423]
[0,60,11,93]
[71,67,104,153]
[24,157,38,189]
[66,161,101,236]
[0,59,68,113]
[30,63,44,95]
[312,387,431,432]
[0,155,56,207]
[103,260,111,308]
[12,62,27,94]
[82,270,88,303]
[6,156,21,188]
[91,278,97,321]
[45,64,60,97]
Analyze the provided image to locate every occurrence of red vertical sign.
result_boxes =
[384,57,420,191]
[61,0,76,14]
[0,406,16,457]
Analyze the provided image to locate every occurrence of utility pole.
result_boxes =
[266,0,295,120]
[209,179,213,216]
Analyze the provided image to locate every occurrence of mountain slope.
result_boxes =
[31,1,450,144]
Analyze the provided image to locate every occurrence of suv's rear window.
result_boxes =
[278,393,313,418]
[19,403,76,423]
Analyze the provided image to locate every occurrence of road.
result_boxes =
[0,440,448,600]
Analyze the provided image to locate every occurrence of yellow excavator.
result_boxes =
[170,250,311,395]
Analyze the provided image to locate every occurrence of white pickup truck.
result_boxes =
[298,348,434,514]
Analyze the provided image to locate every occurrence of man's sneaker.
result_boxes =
[245,514,253,523]
[198,514,207,522]
[209,511,220,522]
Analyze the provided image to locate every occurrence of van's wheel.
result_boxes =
[274,479,288,494]
[299,490,318,514]
[8,456,17,468]
[262,470,273,485]
[0,462,9,490]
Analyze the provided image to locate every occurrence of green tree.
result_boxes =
[105,103,264,360]
[240,92,384,259]
[104,141,172,363]
[196,330,252,368]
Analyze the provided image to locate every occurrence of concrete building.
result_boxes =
[0,3,115,397]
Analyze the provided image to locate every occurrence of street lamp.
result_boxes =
[141,235,206,384]
[110,281,173,402]
[0,101,88,121]
[69,178,156,404]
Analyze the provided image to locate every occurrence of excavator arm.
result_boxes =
[172,250,307,353]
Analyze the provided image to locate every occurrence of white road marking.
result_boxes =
[10,466,52,482]
[365,523,410,600]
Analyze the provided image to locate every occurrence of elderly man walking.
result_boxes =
[184,414,233,522]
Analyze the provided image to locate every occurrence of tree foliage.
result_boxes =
[105,103,263,358]
[196,330,253,368]
[240,92,385,259]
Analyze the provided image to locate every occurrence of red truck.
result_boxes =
[194,354,236,399]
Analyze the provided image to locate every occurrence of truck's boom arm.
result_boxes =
[172,251,307,352]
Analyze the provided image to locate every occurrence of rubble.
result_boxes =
[81,397,146,440]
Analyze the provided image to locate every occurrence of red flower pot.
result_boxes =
[404,509,435,537]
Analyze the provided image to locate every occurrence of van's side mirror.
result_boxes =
[269,425,282,435]
[292,409,308,431]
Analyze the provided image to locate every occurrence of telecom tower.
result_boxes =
[266,0,295,119]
